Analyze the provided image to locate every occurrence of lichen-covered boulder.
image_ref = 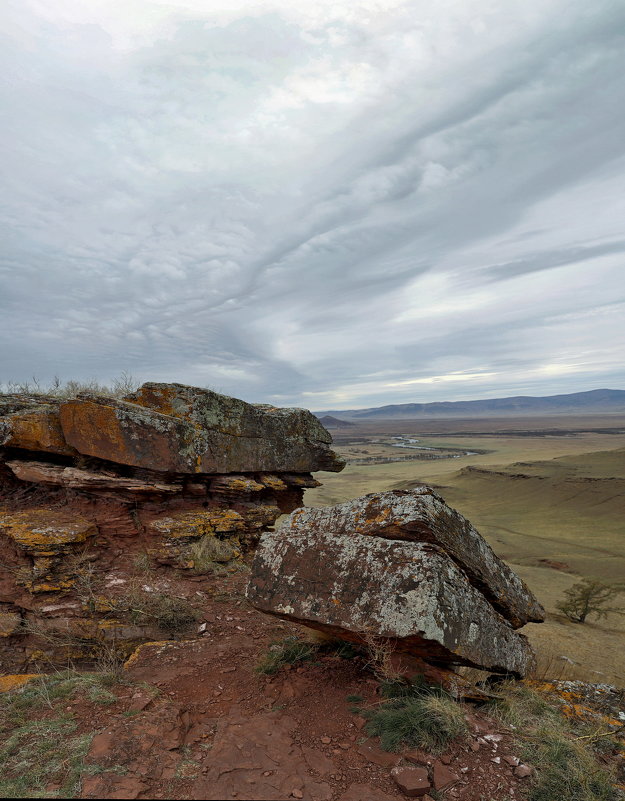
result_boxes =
[246,490,541,676]
[282,490,544,628]
[54,384,344,474]
[125,383,345,474]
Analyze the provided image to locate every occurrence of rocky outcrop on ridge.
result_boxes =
[0,383,344,670]
[247,489,544,676]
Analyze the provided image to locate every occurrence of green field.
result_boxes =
[307,417,625,686]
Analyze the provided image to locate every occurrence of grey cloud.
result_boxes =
[1,0,624,407]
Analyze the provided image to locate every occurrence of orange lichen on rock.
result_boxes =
[0,673,40,692]
[59,397,201,473]
[211,475,265,493]
[149,508,246,540]
[123,640,176,670]
[257,473,288,491]
[1,406,77,456]
[0,509,96,553]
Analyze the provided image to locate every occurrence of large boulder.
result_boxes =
[125,383,345,474]
[281,490,544,628]
[246,489,542,676]
[55,384,344,474]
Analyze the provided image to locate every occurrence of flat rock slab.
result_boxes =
[6,460,180,493]
[54,384,344,474]
[247,507,536,676]
[283,490,543,628]
[391,766,431,797]
[191,709,332,801]
[0,509,96,553]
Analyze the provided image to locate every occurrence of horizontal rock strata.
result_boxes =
[0,383,342,671]
[247,489,542,676]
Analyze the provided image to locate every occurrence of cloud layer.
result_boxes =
[2,0,624,408]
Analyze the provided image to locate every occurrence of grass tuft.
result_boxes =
[189,535,238,574]
[364,693,468,753]
[521,727,617,801]
[487,682,620,801]
[255,636,319,675]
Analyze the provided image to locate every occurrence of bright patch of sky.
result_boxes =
[2,0,624,408]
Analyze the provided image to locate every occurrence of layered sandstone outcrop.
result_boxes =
[246,490,544,676]
[0,384,343,670]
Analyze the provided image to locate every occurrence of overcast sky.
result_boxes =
[2,0,624,410]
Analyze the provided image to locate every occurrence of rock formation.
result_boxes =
[246,489,544,676]
[0,383,344,670]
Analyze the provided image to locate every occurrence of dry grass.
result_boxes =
[189,535,238,574]
[0,372,139,399]
[486,682,621,801]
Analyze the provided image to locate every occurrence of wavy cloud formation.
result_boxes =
[2,0,624,407]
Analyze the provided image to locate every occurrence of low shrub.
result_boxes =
[118,584,200,633]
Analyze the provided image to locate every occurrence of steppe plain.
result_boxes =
[306,415,625,687]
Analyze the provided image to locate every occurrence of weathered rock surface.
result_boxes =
[247,490,541,676]
[59,395,202,472]
[281,490,544,628]
[6,460,181,494]
[0,383,340,670]
[58,383,345,473]
[0,401,76,456]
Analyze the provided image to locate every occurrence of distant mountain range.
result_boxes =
[315,388,625,420]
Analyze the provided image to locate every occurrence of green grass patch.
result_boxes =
[363,693,468,753]
[0,669,128,798]
[0,716,92,798]
[379,674,445,700]
[0,672,118,728]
